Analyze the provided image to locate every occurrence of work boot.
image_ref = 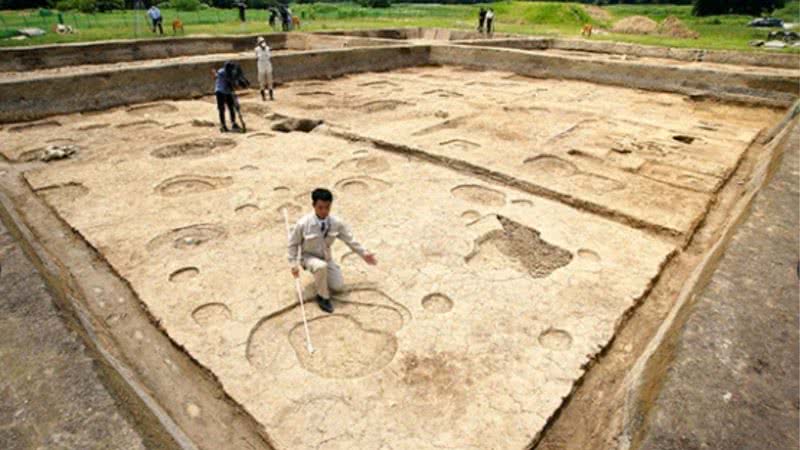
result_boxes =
[260,89,266,101]
[231,123,242,132]
[316,295,333,313]
[269,89,274,101]
[219,125,229,133]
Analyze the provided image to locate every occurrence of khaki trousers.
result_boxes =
[304,257,343,299]
[258,67,273,91]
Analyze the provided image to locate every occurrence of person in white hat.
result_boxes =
[255,36,274,101]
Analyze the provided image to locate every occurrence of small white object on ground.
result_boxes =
[18,27,45,37]
[764,40,787,49]
[40,144,77,162]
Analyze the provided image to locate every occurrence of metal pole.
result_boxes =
[282,208,315,354]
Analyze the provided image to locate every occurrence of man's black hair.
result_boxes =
[223,61,250,89]
[312,188,333,204]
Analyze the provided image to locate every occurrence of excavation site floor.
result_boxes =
[0,63,790,449]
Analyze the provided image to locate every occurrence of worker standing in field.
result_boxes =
[147,5,164,35]
[268,8,278,30]
[280,6,291,31]
[485,8,495,35]
[236,1,247,22]
[286,7,294,30]
[255,36,274,101]
[211,62,242,132]
[287,188,378,313]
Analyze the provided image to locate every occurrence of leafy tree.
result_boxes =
[249,0,281,9]
[692,0,725,15]
[0,0,51,9]
[357,0,391,7]
[55,0,123,12]
[172,0,201,10]
[96,0,124,11]
[693,0,786,16]
[737,0,786,15]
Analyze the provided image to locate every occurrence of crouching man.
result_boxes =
[288,188,377,313]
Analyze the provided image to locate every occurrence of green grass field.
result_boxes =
[1,1,798,52]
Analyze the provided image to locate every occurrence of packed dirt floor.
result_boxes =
[0,64,789,449]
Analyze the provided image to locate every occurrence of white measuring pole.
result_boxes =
[282,208,315,354]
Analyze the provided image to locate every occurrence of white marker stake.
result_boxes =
[283,208,315,354]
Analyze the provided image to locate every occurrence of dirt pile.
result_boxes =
[584,5,612,22]
[658,15,700,39]
[613,15,699,39]
[612,16,658,34]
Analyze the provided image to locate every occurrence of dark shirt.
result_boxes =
[214,68,232,95]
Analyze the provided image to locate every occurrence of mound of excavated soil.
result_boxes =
[584,5,612,22]
[612,15,699,39]
[658,15,700,39]
[612,16,658,35]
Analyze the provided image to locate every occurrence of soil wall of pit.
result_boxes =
[0,45,430,123]
[1,40,797,123]
[0,34,289,72]
[318,27,519,41]
[549,38,800,69]
[454,37,799,69]
[317,28,799,69]
[430,45,798,107]
[285,33,407,50]
[2,27,795,74]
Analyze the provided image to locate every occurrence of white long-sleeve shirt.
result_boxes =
[287,213,367,264]
[255,45,272,72]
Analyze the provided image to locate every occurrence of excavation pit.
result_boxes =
[0,36,796,450]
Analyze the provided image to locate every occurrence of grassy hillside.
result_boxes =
[0,1,798,52]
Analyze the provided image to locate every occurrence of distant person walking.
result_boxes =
[268,8,278,30]
[236,1,247,22]
[286,7,294,30]
[485,8,495,34]
[281,7,292,31]
[255,36,274,101]
[477,7,486,33]
[147,5,163,35]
